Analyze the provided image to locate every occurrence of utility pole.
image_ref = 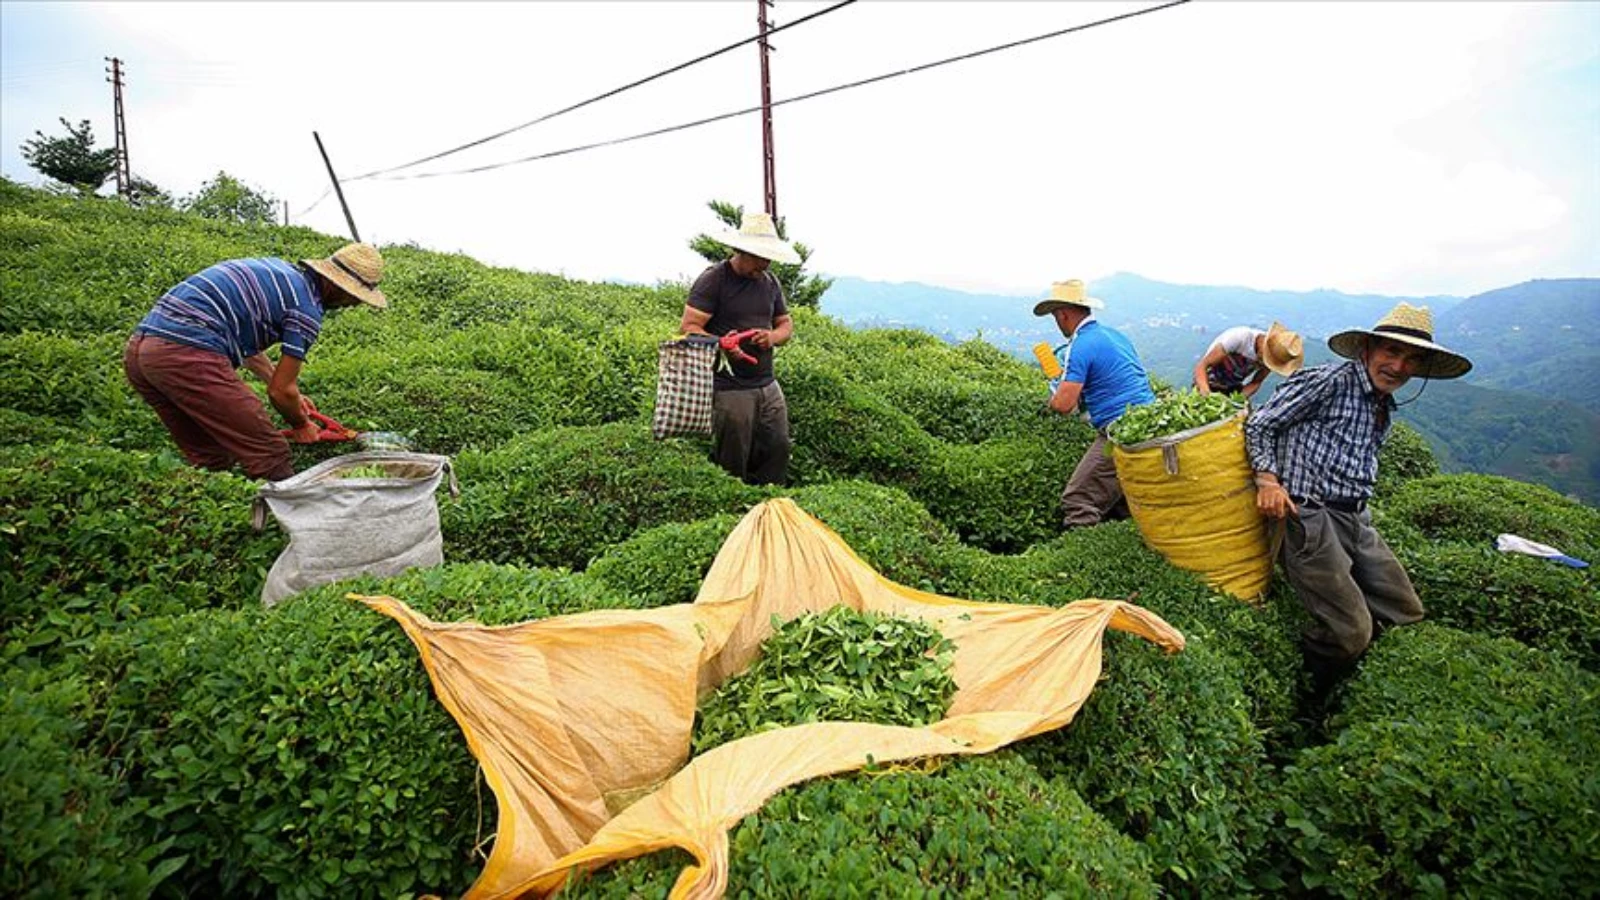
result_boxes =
[105,57,130,200]
[757,0,778,220]
[313,131,361,242]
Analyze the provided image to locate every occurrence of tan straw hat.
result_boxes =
[1032,279,1106,316]
[1260,321,1305,377]
[304,243,387,309]
[1328,302,1472,379]
[716,211,801,265]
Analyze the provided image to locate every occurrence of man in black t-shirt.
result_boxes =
[680,211,799,485]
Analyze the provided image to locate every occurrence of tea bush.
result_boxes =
[0,408,74,447]
[585,514,740,608]
[567,752,1159,898]
[1,669,176,897]
[19,563,635,899]
[1018,635,1278,895]
[1394,539,1599,669]
[1373,421,1438,498]
[1380,472,1600,560]
[0,443,280,663]
[1274,625,1600,896]
[0,330,169,450]
[445,422,763,569]
[781,349,937,484]
[919,433,1090,552]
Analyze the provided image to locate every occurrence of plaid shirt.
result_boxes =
[1244,360,1395,502]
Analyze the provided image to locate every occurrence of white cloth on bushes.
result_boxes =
[1494,533,1589,569]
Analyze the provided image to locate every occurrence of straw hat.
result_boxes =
[1260,321,1305,377]
[1328,302,1472,379]
[1032,279,1106,316]
[716,211,801,265]
[303,243,387,309]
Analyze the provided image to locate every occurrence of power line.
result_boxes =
[344,0,859,182]
[370,0,1191,182]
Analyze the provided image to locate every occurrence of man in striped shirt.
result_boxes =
[123,243,387,480]
[1245,303,1470,695]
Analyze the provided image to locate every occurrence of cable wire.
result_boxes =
[345,0,859,182]
[369,0,1191,182]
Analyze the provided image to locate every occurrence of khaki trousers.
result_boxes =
[1060,434,1128,528]
[1282,504,1424,663]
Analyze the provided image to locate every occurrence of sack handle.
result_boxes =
[442,459,460,499]
[251,496,269,532]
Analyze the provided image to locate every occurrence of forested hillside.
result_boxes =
[3,181,1596,898]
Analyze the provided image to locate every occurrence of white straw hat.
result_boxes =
[1032,279,1105,316]
[303,243,387,309]
[1328,303,1471,379]
[715,211,801,265]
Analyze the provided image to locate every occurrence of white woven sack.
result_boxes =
[652,336,718,439]
[254,451,459,606]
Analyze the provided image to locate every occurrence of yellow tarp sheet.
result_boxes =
[358,497,1185,899]
[1112,410,1273,600]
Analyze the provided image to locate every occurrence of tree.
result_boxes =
[689,200,833,309]
[182,171,277,224]
[19,118,116,194]
[127,174,174,210]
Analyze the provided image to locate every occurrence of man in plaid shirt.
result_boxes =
[1246,303,1471,695]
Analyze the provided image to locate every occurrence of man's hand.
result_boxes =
[1255,474,1299,519]
[749,328,774,349]
[288,420,323,443]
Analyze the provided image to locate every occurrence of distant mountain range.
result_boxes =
[819,272,1600,503]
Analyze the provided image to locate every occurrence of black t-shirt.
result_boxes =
[687,260,789,389]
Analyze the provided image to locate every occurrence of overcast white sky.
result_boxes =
[2,1,1596,297]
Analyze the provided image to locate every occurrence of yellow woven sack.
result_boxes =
[357,497,1185,899]
[1111,409,1271,600]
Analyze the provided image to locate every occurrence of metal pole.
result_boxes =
[313,131,361,243]
[757,0,778,219]
[105,57,130,199]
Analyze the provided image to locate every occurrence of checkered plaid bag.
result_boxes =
[652,336,718,439]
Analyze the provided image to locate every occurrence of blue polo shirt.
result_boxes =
[1062,319,1156,429]
[135,258,324,366]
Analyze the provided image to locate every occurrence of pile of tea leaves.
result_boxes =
[691,606,958,755]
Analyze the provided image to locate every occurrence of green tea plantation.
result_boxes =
[3,179,1596,898]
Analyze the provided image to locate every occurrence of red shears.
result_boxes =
[719,328,762,365]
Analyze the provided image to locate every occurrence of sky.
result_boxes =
[2,1,1596,298]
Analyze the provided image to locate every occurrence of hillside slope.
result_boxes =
[3,181,1595,898]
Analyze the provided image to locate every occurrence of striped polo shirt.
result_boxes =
[135,258,324,366]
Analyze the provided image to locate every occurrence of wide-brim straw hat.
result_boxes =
[716,211,801,265]
[1032,279,1106,316]
[303,242,387,309]
[1261,321,1305,377]
[1328,302,1472,379]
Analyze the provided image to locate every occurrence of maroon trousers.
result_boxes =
[123,333,294,480]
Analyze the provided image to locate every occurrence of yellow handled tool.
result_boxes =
[1033,342,1063,379]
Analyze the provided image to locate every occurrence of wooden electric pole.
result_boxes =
[757,0,778,219]
[105,57,130,200]
[313,131,361,243]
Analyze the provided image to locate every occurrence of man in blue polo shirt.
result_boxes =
[123,242,387,480]
[1035,279,1156,527]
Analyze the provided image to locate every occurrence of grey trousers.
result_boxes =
[712,381,791,485]
[1061,434,1128,528]
[1282,505,1424,663]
